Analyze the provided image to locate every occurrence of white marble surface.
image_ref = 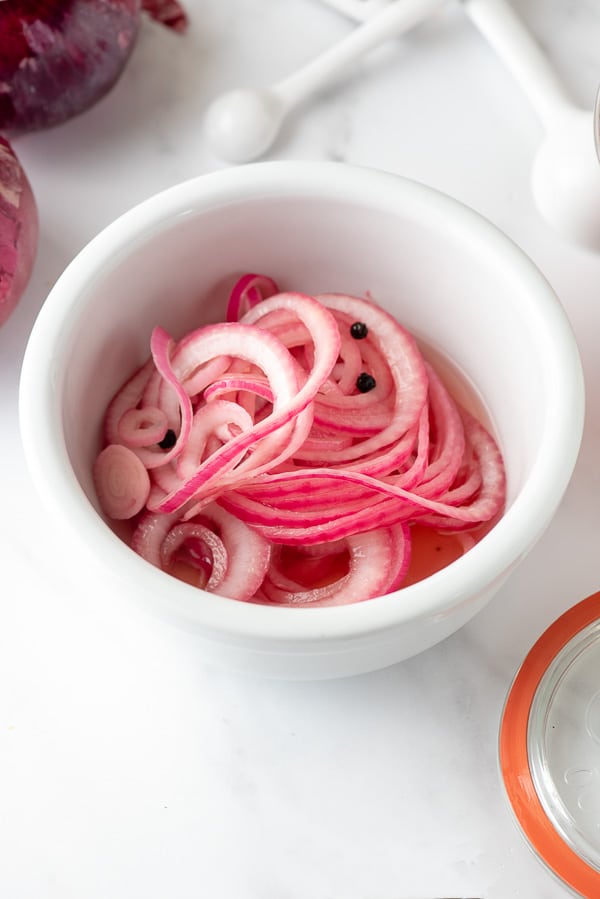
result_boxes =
[2,1,600,896]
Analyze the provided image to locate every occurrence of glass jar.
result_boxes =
[500,591,600,897]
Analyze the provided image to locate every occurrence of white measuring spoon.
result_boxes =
[204,0,445,164]
[325,0,600,248]
[462,0,600,250]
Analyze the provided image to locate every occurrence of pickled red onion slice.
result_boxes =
[132,503,271,601]
[117,406,168,448]
[312,293,428,461]
[261,527,404,606]
[94,444,150,520]
[176,399,254,481]
[148,325,192,464]
[160,523,228,591]
[226,272,279,322]
[104,359,155,445]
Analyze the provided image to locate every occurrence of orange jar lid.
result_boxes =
[500,591,600,897]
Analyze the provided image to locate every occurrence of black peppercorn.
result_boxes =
[158,428,177,449]
[356,372,376,393]
[350,321,368,339]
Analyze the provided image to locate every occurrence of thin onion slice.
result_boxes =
[160,523,228,590]
[132,503,271,601]
[226,272,279,322]
[261,528,403,606]
[104,359,155,445]
[117,406,168,448]
[94,444,150,520]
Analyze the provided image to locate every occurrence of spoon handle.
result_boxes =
[315,0,392,21]
[461,0,576,128]
[275,0,445,109]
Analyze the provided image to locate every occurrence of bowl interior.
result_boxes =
[64,191,545,511]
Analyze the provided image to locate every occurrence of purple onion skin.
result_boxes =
[0,0,142,133]
[0,137,39,326]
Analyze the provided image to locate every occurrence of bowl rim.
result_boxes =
[19,160,585,646]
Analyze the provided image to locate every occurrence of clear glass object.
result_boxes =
[500,593,600,897]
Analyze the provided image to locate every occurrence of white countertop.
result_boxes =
[2,1,600,896]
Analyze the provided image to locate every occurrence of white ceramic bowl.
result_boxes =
[19,161,584,679]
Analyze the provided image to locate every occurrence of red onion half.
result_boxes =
[0,137,38,326]
[0,0,188,133]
